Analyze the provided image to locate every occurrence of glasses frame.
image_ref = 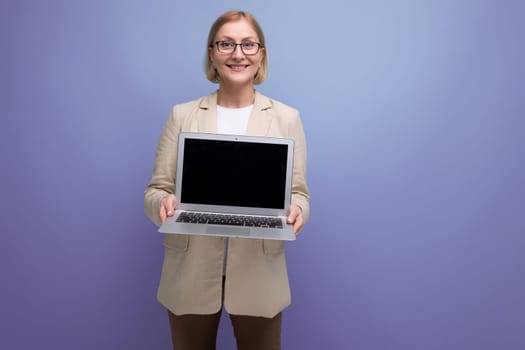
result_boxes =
[213,40,263,56]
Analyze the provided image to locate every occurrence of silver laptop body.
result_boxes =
[158,132,296,241]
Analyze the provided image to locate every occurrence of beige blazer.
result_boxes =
[144,91,310,317]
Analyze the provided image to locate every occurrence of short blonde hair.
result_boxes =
[204,10,268,84]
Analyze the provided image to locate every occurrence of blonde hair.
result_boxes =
[204,10,268,84]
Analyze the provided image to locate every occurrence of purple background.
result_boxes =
[2,0,524,349]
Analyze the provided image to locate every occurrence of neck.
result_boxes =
[217,85,255,108]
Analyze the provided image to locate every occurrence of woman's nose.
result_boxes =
[232,44,245,58]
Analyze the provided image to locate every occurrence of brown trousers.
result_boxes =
[167,308,282,350]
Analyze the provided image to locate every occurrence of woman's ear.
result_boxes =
[208,46,214,65]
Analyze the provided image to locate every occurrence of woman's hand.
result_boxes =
[160,194,177,224]
[287,204,304,234]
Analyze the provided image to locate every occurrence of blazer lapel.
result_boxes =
[196,92,218,133]
[246,91,273,136]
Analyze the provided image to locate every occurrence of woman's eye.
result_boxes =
[221,41,235,48]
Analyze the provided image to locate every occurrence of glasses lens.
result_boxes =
[218,41,235,53]
[241,42,259,54]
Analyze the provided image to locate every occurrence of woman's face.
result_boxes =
[209,19,264,88]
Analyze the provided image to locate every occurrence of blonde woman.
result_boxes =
[144,10,309,350]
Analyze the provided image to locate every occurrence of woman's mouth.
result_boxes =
[227,64,249,72]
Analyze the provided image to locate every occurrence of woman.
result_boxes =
[144,10,310,350]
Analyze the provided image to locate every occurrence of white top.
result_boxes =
[217,105,253,135]
[216,104,253,275]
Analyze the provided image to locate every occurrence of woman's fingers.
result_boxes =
[160,194,177,223]
[287,204,304,234]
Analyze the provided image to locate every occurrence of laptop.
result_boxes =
[158,132,296,241]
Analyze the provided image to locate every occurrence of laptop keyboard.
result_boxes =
[176,212,284,228]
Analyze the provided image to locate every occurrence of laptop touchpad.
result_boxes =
[207,226,250,236]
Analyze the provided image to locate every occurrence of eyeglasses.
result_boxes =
[213,40,262,55]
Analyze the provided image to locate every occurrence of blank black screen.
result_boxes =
[180,138,288,209]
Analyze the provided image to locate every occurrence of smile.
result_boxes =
[227,64,249,71]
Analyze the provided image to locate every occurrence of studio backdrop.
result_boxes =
[2,1,524,349]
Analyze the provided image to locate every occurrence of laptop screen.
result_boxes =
[180,138,288,209]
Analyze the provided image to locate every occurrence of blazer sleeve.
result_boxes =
[289,112,310,224]
[144,106,183,227]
